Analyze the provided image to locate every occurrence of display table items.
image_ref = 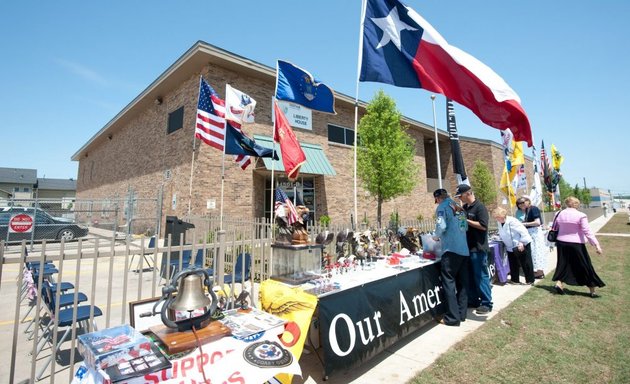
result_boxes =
[77,324,171,382]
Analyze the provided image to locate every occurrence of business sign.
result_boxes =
[9,214,34,233]
[277,100,312,130]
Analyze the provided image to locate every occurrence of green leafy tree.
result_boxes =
[558,178,573,202]
[357,90,418,227]
[580,187,592,206]
[470,160,497,206]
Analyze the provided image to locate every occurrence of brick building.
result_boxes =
[72,41,529,230]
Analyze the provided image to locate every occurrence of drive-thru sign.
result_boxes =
[9,214,34,233]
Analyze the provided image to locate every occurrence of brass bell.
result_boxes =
[167,273,211,314]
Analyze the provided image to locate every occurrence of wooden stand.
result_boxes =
[150,321,231,354]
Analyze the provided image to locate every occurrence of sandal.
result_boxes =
[553,285,565,295]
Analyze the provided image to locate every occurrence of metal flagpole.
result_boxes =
[219,85,228,231]
[431,95,443,188]
[270,98,277,239]
[187,76,203,216]
[352,0,368,230]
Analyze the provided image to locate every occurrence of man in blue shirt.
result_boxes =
[433,188,470,326]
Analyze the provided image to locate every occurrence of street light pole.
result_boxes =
[431,95,442,189]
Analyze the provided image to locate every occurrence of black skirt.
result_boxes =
[552,241,605,287]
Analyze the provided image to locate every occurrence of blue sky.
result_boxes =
[1,1,628,194]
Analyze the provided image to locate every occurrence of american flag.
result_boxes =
[274,187,298,225]
[195,78,251,169]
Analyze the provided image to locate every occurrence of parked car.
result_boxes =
[0,206,89,243]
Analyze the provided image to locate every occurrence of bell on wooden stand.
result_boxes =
[150,267,219,332]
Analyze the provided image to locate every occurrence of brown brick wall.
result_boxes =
[76,57,525,232]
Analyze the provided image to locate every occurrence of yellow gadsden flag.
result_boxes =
[500,163,517,207]
[551,144,564,171]
[499,140,524,207]
[260,279,318,384]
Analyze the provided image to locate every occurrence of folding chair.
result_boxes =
[25,281,88,338]
[35,283,102,381]
[166,248,205,281]
[129,236,158,272]
[206,253,251,307]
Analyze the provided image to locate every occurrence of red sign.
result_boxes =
[9,214,33,233]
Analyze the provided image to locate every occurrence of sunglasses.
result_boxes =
[517,201,525,205]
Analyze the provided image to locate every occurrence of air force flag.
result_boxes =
[275,60,336,114]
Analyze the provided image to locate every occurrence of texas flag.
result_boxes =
[360,0,532,146]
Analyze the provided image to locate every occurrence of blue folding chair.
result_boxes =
[165,248,205,282]
[206,253,251,307]
[26,281,88,338]
[35,283,102,380]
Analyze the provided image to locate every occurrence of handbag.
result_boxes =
[546,209,563,242]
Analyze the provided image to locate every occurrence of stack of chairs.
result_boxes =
[19,255,102,381]
[33,281,102,380]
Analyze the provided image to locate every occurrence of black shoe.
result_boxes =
[554,285,565,295]
[438,319,460,326]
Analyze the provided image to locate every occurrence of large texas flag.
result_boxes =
[360,0,532,146]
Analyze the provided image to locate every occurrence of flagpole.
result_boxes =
[352,0,368,230]
[270,98,277,240]
[431,95,443,189]
[219,85,229,231]
[187,76,203,216]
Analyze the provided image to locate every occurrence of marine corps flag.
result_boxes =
[274,100,306,181]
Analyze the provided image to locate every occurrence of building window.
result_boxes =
[327,124,354,146]
[23,187,30,192]
[167,106,184,134]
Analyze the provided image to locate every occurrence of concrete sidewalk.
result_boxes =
[296,214,613,384]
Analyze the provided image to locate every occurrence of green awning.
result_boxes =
[254,135,336,176]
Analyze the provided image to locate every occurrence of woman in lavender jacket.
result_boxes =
[492,207,535,285]
[552,196,605,297]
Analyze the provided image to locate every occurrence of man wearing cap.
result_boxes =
[455,184,493,314]
[432,188,470,326]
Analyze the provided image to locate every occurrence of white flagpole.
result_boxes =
[352,0,368,230]
[219,84,229,231]
[188,76,203,216]
[431,95,443,189]
[270,98,277,236]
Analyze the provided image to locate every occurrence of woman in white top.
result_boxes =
[492,207,535,284]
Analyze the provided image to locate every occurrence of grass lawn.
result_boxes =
[408,213,630,384]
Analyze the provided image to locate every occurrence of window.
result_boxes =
[23,187,30,192]
[167,106,184,134]
[327,124,354,146]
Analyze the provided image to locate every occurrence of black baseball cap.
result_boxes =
[454,184,471,197]
[433,188,448,198]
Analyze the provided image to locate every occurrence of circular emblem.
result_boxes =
[243,340,293,368]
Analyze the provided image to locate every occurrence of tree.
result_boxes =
[558,178,574,203]
[580,187,592,206]
[357,90,418,227]
[470,160,497,206]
